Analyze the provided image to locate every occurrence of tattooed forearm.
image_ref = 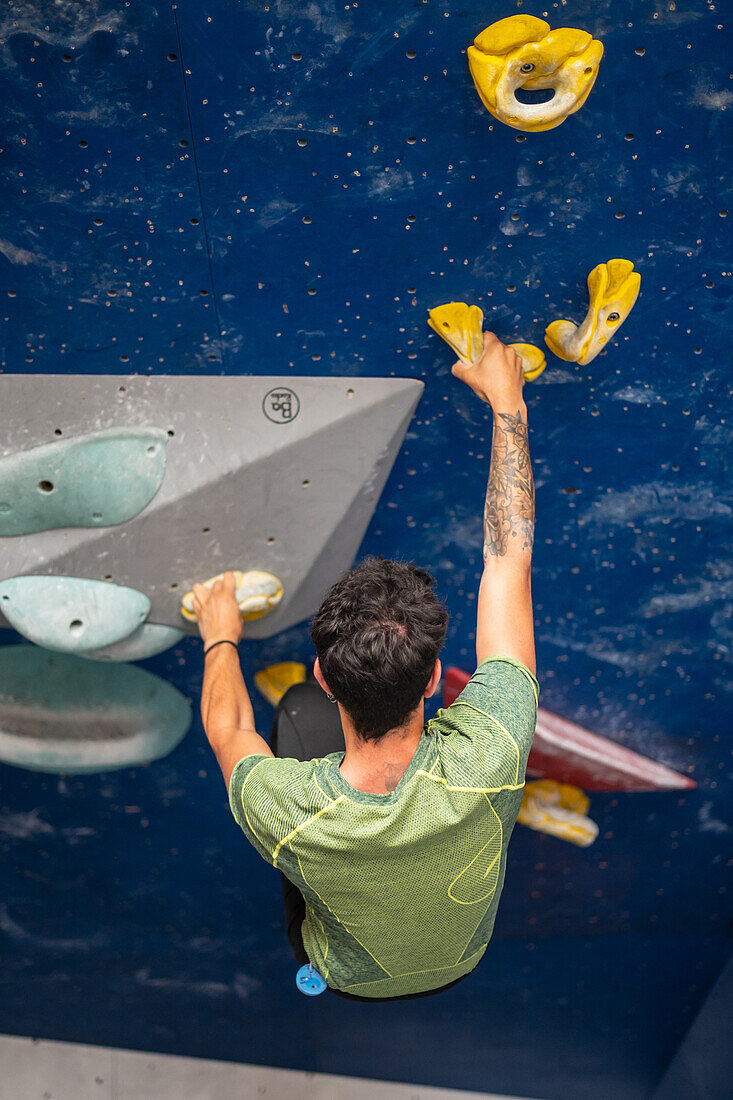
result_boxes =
[483,409,535,560]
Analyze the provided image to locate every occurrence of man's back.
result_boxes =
[230,655,538,998]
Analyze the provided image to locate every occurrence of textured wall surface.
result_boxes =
[0,2,731,1098]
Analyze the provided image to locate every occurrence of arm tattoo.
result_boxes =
[483,409,535,560]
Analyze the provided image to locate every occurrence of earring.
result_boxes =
[327,693,337,703]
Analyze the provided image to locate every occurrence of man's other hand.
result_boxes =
[192,572,243,648]
[452,331,525,412]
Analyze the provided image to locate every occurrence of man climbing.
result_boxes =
[192,331,538,1000]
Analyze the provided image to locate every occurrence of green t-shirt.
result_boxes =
[229,655,539,998]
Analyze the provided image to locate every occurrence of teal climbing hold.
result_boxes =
[81,623,185,662]
[0,575,150,654]
[0,426,168,536]
[0,645,191,774]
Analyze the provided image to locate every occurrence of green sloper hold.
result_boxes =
[0,645,191,774]
[0,576,150,653]
[0,426,168,536]
[81,623,185,662]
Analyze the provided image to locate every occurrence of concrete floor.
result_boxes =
[0,1034,539,1100]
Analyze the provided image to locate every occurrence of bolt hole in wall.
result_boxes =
[38,480,54,493]
[69,620,83,634]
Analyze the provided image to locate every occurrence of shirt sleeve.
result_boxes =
[227,753,322,867]
[429,656,539,788]
[228,754,282,864]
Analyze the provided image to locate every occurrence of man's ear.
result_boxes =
[313,657,330,695]
[424,659,442,699]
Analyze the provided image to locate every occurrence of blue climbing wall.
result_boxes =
[1,2,731,1098]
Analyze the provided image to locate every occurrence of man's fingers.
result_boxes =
[192,583,207,601]
[222,571,237,592]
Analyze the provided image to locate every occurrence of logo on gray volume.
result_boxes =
[263,387,300,424]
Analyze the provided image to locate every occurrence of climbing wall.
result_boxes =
[0,2,731,1099]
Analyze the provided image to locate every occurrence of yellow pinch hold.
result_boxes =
[467,14,604,133]
[509,342,547,382]
[517,780,599,847]
[427,302,484,364]
[254,661,307,706]
[545,259,641,366]
[181,569,283,624]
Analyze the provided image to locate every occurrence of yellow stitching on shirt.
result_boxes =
[313,912,329,981]
[415,770,524,795]
[454,796,504,961]
[339,943,488,992]
[447,802,503,907]
[313,771,336,802]
[439,702,522,784]
[272,794,348,865]
[296,852,392,977]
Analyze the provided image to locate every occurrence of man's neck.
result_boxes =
[338,704,426,795]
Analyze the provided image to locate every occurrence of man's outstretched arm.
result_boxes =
[193,573,274,790]
[452,332,536,675]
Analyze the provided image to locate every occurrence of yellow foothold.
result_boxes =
[427,302,484,364]
[254,661,307,706]
[509,342,547,382]
[545,259,641,366]
[181,569,283,623]
[517,779,599,847]
[467,14,604,133]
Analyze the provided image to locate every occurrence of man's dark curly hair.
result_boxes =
[310,556,449,742]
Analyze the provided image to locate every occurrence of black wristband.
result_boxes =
[203,639,239,657]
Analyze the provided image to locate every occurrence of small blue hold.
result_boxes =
[296,963,327,997]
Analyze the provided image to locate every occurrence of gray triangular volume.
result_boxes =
[0,375,423,638]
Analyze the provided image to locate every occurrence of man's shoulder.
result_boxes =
[229,751,340,803]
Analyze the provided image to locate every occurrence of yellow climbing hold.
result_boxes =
[255,661,307,706]
[509,342,547,382]
[181,569,283,623]
[427,302,485,364]
[517,779,599,847]
[545,259,641,366]
[467,14,604,133]
[428,303,546,382]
